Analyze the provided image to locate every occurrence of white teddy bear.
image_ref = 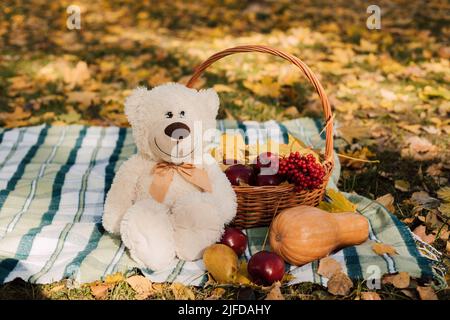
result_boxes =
[102,83,237,271]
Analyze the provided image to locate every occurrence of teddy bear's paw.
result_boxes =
[120,200,176,271]
[171,199,224,261]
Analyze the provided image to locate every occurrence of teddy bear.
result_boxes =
[102,83,237,271]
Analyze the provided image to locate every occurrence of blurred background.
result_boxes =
[0,1,449,207]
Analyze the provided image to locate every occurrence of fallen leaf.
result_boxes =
[372,242,398,256]
[63,61,91,89]
[66,91,99,109]
[394,180,410,192]
[437,187,450,202]
[410,191,439,209]
[401,136,439,161]
[205,288,226,300]
[126,275,153,299]
[319,189,357,213]
[104,272,124,284]
[392,272,410,289]
[361,292,381,300]
[170,282,195,300]
[446,241,450,254]
[376,194,395,212]
[90,283,111,300]
[413,225,436,244]
[265,282,285,300]
[416,286,438,300]
[318,257,342,278]
[327,272,353,296]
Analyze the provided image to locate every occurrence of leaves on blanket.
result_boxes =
[317,257,342,279]
[327,272,353,296]
[416,286,438,300]
[372,242,398,256]
[319,189,357,213]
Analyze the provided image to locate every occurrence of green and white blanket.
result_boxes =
[0,120,444,287]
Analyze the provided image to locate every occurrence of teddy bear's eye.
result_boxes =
[165,111,173,119]
[179,111,185,118]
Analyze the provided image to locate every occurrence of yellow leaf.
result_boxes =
[319,189,357,213]
[243,76,280,98]
[126,275,153,299]
[170,282,195,300]
[437,187,450,202]
[104,272,124,284]
[213,84,235,93]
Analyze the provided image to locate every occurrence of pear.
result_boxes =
[203,244,238,283]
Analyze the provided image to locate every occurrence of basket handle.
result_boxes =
[186,45,334,165]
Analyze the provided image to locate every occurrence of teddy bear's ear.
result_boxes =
[124,87,148,125]
[199,88,219,118]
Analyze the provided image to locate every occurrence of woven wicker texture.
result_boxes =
[186,45,334,228]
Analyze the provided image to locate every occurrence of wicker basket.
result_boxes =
[186,45,334,229]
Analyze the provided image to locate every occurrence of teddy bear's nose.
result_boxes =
[164,122,191,140]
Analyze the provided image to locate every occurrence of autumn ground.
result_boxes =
[0,0,449,300]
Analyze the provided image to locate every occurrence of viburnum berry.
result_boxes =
[279,152,325,191]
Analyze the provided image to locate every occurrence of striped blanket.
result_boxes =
[0,120,443,287]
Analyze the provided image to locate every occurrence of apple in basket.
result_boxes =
[253,152,283,186]
[224,164,255,186]
[247,251,285,286]
[220,227,248,256]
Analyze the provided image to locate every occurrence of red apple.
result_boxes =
[220,228,248,256]
[224,164,255,186]
[254,173,282,186]
[254,152,280,176]
[247,251,285,285]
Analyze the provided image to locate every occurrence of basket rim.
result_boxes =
[185,44,335,169]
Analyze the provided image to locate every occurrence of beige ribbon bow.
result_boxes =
[149,162,212,203]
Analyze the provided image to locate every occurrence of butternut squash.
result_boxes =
[269,206,369,266]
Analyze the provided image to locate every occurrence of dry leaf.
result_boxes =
[401,136,439,161]
[394,180,410,192]
[170,282,195,300]
[410,191,439,209]
[437,187,450,202]
[90,283,111,299]
[319,189,357,213]
[446,241,450,254]
[265,282,285,300]
[372,242,398,256]
[376,194,395,212]
[327,272,353,296]
[413,225,436,244]
[206,288,226,300]
[392,272,410,289]
[361,292,381,300]
[126,275,153,299]
[416,286,438,300]
[63,61,91,89]
[318,257,342,278]
[104,272,124,284]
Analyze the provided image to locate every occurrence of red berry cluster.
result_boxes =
[278,152,325,191]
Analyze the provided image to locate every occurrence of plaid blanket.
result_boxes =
[0,120,443,287]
